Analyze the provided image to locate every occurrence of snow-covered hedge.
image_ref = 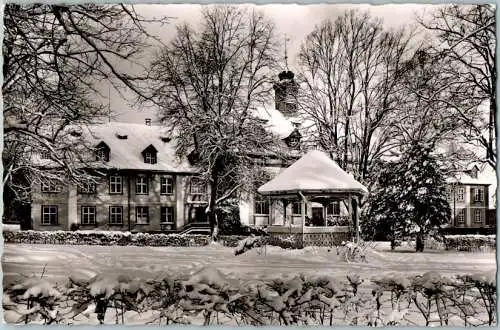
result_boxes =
[3,269,496,326]
[1,230,243,247]
[2,230,300,250]
[444,235,496,251]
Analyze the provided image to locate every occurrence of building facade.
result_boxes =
[445,165,495,228]
[30,71,304,233]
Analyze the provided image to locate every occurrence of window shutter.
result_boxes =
[470,187,475,204]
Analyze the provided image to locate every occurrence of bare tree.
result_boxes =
[419,4,496,169]
[146,6,282,239]
[3,4,164,205]
[298,10,414,181]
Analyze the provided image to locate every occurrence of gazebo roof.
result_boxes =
[258,150,368,196]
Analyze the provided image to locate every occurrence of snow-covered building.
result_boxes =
[445,164,496,229]
[30,71,305,233]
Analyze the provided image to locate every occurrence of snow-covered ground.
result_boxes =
[2,243,495,287]
[2,243,496,326]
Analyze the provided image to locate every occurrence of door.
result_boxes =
[194,206,208,223]
[312,207,324,226]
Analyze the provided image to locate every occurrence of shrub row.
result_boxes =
[444,234,496,251]
[2,230,297,249]
[3,269,496,326]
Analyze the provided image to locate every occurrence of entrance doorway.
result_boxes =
[194,206,208,223]
[311,207,324,226]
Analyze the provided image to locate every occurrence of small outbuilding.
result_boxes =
[257,150,368,246]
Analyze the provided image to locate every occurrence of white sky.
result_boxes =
[112,3,437,123]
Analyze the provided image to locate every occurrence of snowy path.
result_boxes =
[2,244,496,285]
[2,243,496,286]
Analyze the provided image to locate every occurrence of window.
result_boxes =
[161,207,174,223]
[81,206,96,225]
[474,209,483,223]
[327,201,341,215]
[190,178,206,194]
[136,206,149,224]
[161,176,174,195]
[292,202,302,215]
[446,187,453,201]
[79,182,96,194]
[109,176,122,194]
[457,188,465,201]
[136,176,149,195]
[109,206,123,225]
[144,152,157,164]
[41,180,62,193]
[474,188,484,202]
[255,199,269,215]
[456,209,465,224]
[96,149,108,161]
[95,142,110,162]
[142,145,158,164]
[40,150,51,160]
[42,205,58,225]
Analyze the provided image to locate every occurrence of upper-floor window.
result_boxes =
[190,178,206,195]
[81,206,96,225]
[136,175,149,195]
[473,187,484,202]
[254,199,269,215]
[109,176,123,194]
[95,142,110,162]
[42,205,58,225]
[446,187,453,201]
[41,180,62,193]
[136,206,149,224]
[457,188,465,201]
[79,182,96,194]
[142,145,158,164]
[474,209,483,223]
[144,152,157,164]
[40,150,51,160]
[161,176,174,195]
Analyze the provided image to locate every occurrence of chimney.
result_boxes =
[145,118,152,126]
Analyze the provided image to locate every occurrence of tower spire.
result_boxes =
[284,33,290,70]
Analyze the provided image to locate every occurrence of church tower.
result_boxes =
[273,70,299,118]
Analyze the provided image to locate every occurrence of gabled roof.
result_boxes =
[258,150,368,196]
[85,122,196,173]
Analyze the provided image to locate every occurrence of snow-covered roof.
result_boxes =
[258,150,368,196]
[445,170,495,186]
[85,122,196,173]
[253,106,296,140]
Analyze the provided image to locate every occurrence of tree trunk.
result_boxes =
[207,174,219,241]
[416,233,425,252]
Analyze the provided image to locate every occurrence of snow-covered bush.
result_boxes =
[3,270,496,326]
[66,272,154,324]
[178,267,247,325]
[444,235,496,251]
[3,276,63,324]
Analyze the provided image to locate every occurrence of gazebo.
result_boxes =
[257,150,368,246]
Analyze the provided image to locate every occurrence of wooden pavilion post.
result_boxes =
[299,191,306,248]
[348,193,353,242]
[354,196,360,244]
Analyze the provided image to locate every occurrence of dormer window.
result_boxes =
[142,145,158,164]
[95,142,110,162]
[40,150,51,160]
[285,129,302,150]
